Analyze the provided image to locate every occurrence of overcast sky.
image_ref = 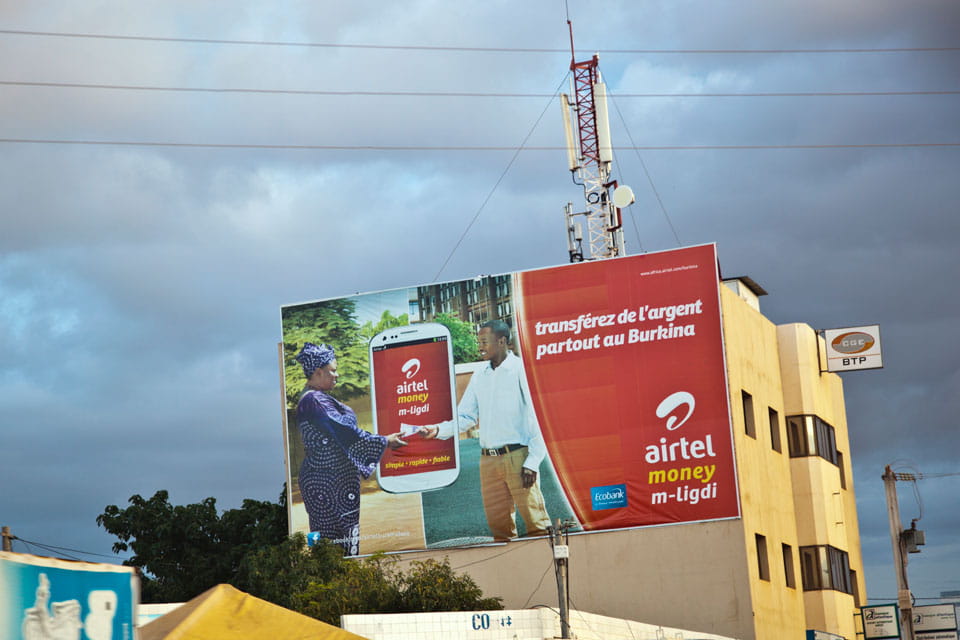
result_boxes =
[1,0,958,608]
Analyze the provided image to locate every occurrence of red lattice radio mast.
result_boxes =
[560,21,634,262]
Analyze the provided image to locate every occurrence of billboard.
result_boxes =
[861,604,901,639]
[280,244,738,555]
[822,324,883,372]
[915,603,959,639]
[0,551,138,640]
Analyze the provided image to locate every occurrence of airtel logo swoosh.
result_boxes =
[401,358,421,379]
[656,391,695,431]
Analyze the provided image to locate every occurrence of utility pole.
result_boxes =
[548,520,572,639]
[883,465,916,640]
[2,525,12,552]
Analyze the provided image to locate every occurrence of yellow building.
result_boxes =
[394,278,866,640]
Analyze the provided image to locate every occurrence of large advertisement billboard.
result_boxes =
[0,551,138,640]
[280,244,738,555]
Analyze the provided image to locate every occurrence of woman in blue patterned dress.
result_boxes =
[295,342,406,556]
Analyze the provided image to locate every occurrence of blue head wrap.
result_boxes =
[295,342,336,378]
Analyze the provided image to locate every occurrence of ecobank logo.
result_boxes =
[591,483,628,510]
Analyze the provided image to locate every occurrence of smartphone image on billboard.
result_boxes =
[369,323,460,493]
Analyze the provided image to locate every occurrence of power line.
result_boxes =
[2,139,958,151]
[614,91,960,97]
[450,542,527,571]
[4,80,957,98]
[0,80,564,97]
[12,538,86,562]
[522,561,556,609]
[13,537,122,560]
[609,91,681,249]
[2,526,127,562]
[567,597,605,639]
[868,596,956,602]
[2,29,958,55]
[604,106,647,253]
[895,471,960,480]
[431,72,569,281]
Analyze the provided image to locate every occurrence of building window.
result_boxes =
[782,544,796,588]
[799,545,852,594]
[755,534,770,581]
[742,391,756,439]
[837,451,847,489]
[787,415,839,466]
[768,407,782,453]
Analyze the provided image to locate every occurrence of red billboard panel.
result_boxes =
[280,244,738,555]
[372,335,458,479]
[514,244,737,529]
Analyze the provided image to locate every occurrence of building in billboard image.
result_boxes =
[417,274,514,327]
[280,244,865,640]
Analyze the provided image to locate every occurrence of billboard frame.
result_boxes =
[279,244,740,555]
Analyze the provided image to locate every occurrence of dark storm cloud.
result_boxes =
[0,0,957,602]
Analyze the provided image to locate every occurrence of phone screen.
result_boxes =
[371,335,457,479]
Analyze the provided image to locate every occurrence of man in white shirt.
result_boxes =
[423,320,551,540]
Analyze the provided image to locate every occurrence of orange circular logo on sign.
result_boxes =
[831,332,875,354]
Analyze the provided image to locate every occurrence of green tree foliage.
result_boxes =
[294,553,402,625]
[282,301,479,411]
[282,298,369,407]
[359,309,409,340]
[433,312,480,363]
[233,533,345,611]
[239,537,503,625]
[99,490,502,622]
[96,489,287,603]
[394,558,502,613]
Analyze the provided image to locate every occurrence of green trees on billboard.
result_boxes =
[281,300,480,411]
[281,298,370,407]
[359,309,410,341]
[433,312,480,363]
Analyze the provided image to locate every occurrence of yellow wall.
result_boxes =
[720,285,808,640]
[777,323,867,639]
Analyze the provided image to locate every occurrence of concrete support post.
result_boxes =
[883,465,915,640]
